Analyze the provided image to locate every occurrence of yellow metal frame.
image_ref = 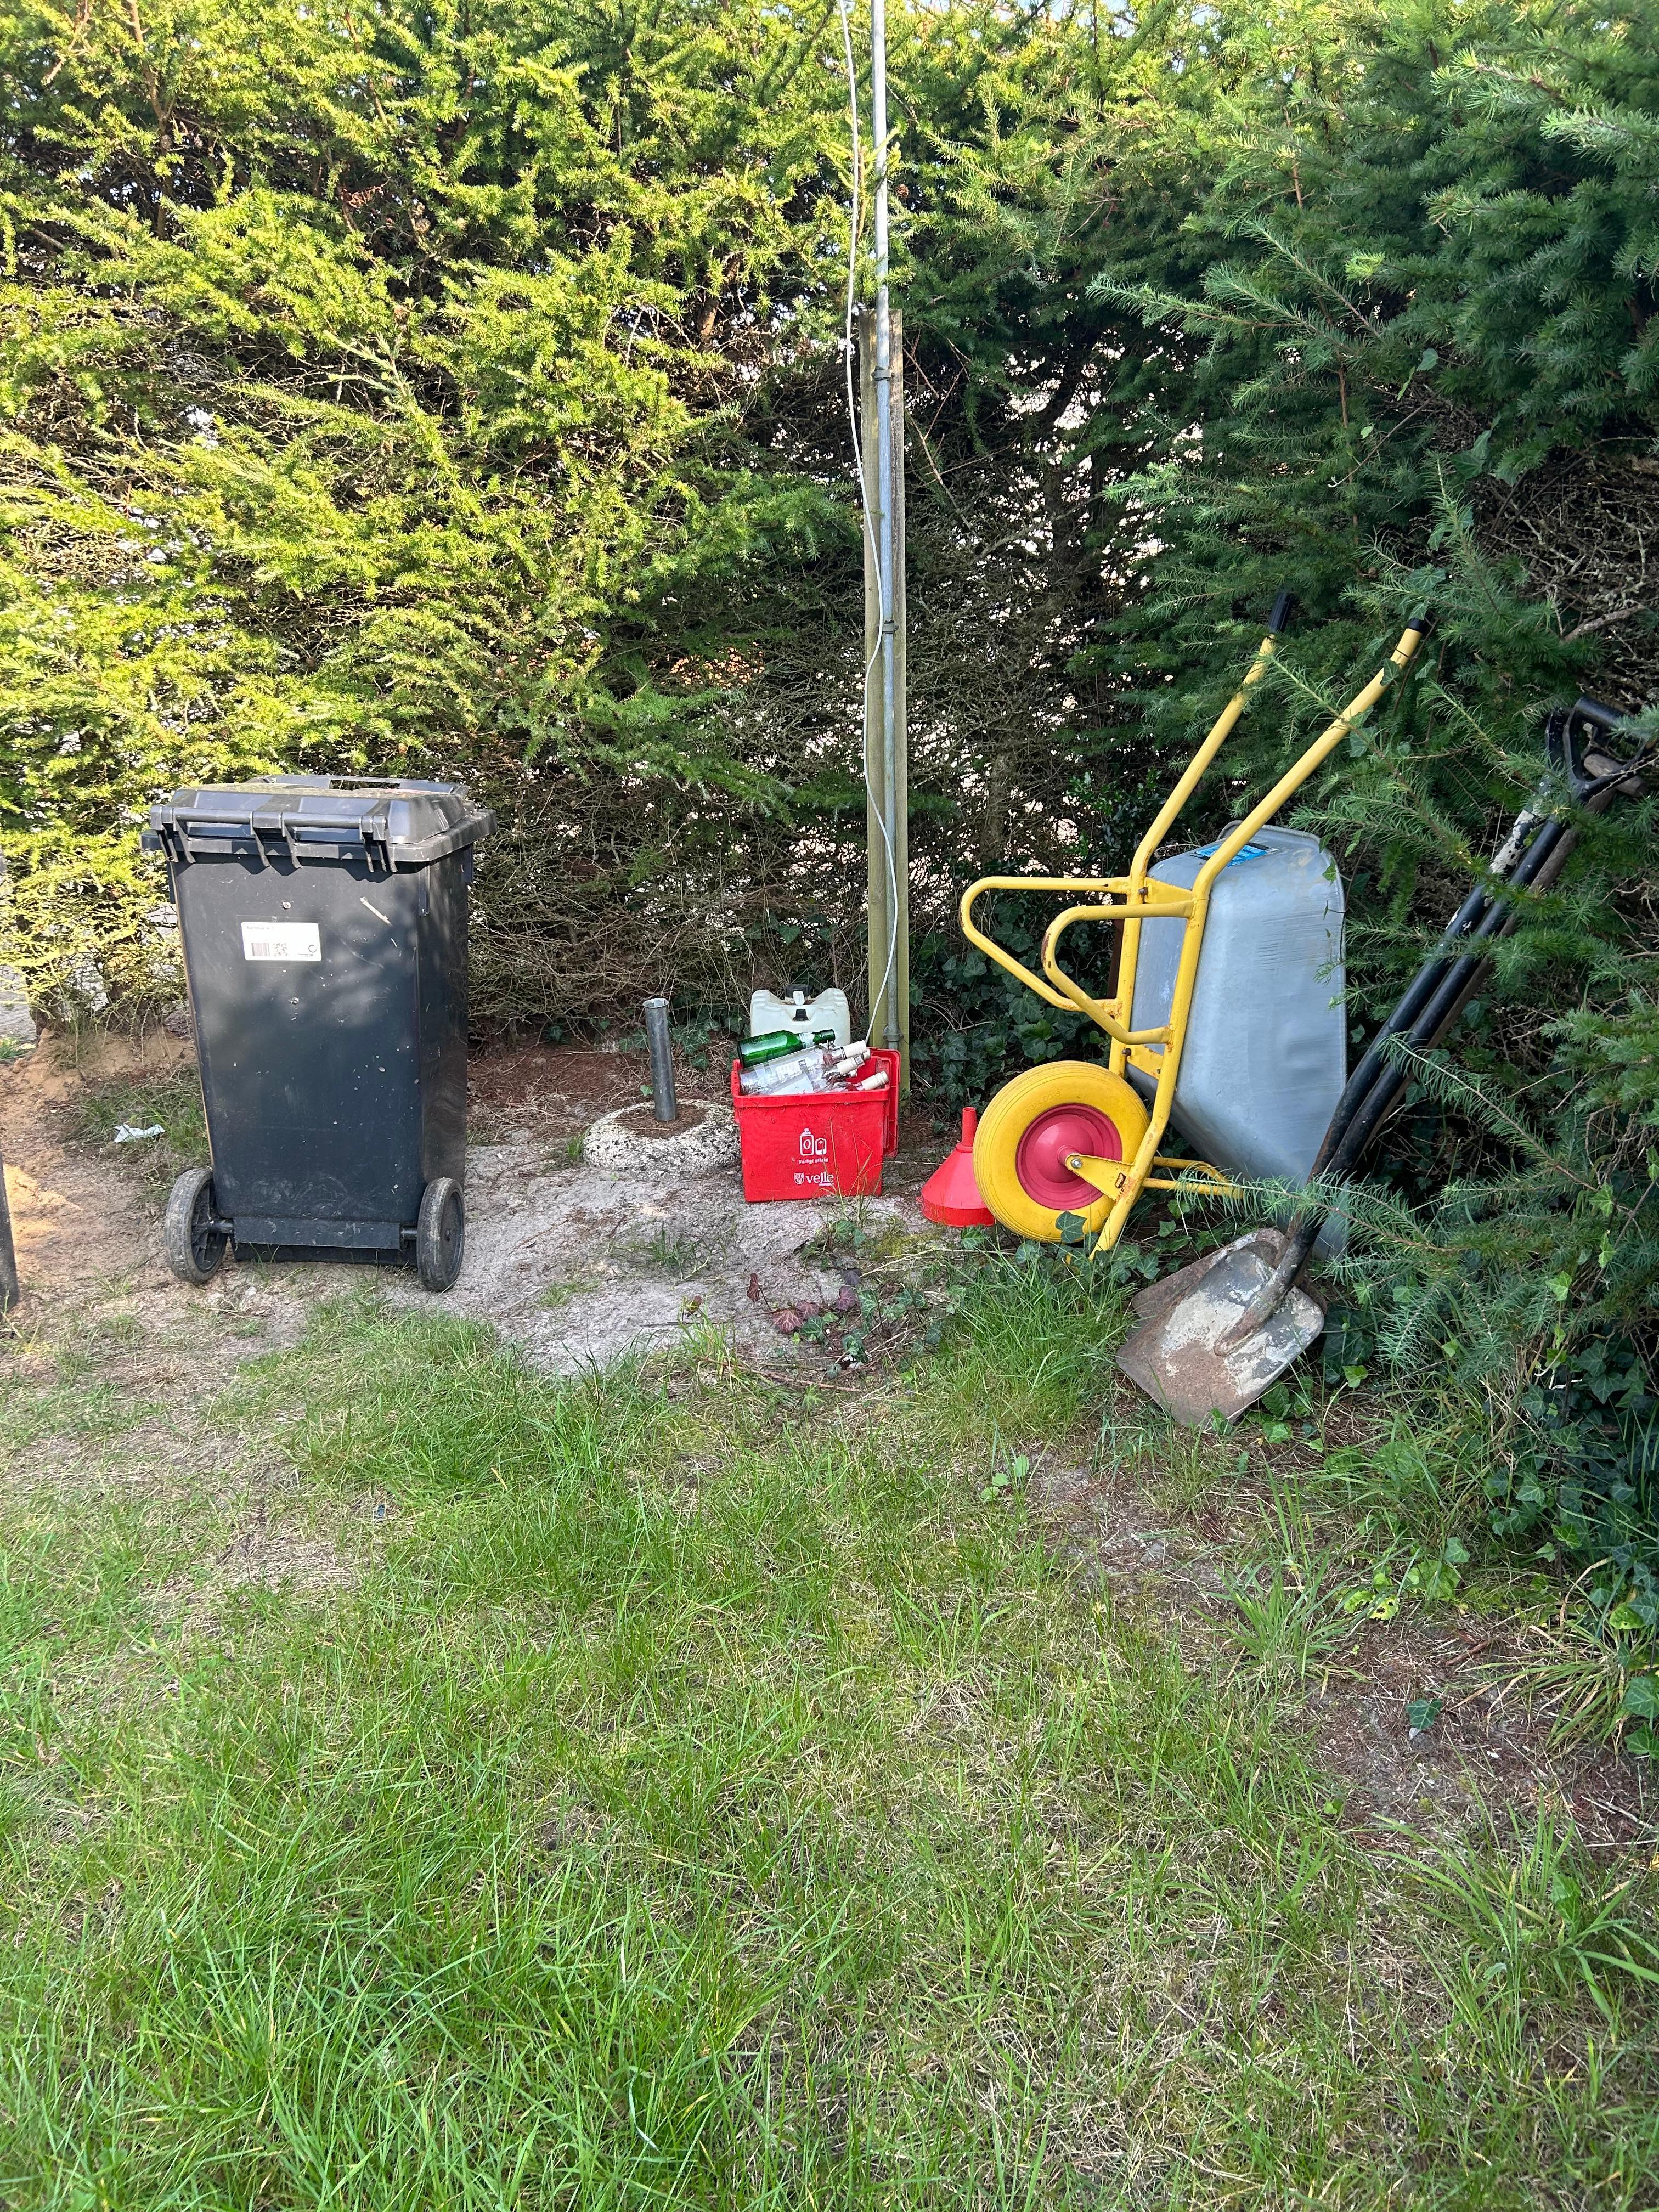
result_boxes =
[960,618,1430,1250]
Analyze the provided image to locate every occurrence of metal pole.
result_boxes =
[860,311,888,1065]
[642,997,677,1122]
[871,0,901,1059]
[888,306,909,1089]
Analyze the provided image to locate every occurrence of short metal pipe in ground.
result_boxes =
[643,997,677,1122]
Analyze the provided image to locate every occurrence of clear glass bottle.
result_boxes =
[738,1043,870,1096]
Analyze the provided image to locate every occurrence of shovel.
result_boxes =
[1116,697,1649,1427]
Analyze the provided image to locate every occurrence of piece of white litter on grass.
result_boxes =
[112,1123,165,1143]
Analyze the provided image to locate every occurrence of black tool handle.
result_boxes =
[1221,698,1645,1343]
[0,1146,17,1316]
[1243,809,1575,1313]
[1299,799,1559,1187]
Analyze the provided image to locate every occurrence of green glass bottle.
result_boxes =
[737,1027,838,1068]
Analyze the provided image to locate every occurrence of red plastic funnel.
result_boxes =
[920,1108,996,1227]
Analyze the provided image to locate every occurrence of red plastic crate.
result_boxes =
[730,1049,900,1201]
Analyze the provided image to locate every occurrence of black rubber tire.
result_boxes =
[163,1166,228,1286]
[416,1177,465,1293]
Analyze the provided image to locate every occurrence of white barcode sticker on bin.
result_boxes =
[241,921,321,963]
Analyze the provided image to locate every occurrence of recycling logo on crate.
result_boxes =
[792,1124,833,1191]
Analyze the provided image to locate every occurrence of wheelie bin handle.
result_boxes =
[163,804,380,866]
[277,812,375,868]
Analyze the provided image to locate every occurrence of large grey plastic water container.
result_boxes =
[1126,823,1346,1189]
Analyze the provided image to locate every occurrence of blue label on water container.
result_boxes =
[1192,839,1269,866]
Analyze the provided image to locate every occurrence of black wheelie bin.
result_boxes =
[144,776,493,1292]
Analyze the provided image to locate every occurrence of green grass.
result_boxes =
[0,1263,1656,2205]
[0,1323,162,1451]
[627,1224,702,1276]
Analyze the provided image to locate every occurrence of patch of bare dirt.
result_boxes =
[1031,1456,1236,1605]
[1028,1459,1656,1853]
[383,1120,936,1372]
[374,1039,943,1373]
[607,1101,717,1141]
[1305,1616,1656,1855]
[883,1109,952,1199]
[155,1498,364,1630]
[0,1026,185,1297]
[469,1043,662,1143]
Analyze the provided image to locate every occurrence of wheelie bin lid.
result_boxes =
[144,776,494,868]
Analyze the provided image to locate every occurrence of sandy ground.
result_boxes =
[0,1029,944,1372]
[382,1124,929,1370]
[397,1040,946,1368]
[1,1027,181,1300]
[3,1029,1652,1851]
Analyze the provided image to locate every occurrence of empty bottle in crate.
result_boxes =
[737,1040,870,1097]
[738,1027,838,1069]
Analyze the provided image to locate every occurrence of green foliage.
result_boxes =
[1047,1,1659,1562]
[0,0,853,1009]
[907,907,1103,1103]
[1413,1814,1659,2040]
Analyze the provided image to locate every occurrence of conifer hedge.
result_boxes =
[3,2,1657,1539]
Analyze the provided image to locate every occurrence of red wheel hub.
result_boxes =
[1014,1103,1122,1212]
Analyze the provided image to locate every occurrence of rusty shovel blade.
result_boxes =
[1115,1229,1327,1427]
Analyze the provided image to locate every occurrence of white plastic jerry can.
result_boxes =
[748,986,853,1049]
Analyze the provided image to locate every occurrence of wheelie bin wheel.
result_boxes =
[416,1177,465,1292]
[163,1166,229,1285]
[973,1062,1150,1243]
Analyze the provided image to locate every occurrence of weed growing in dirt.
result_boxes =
[1482,1604,1659,1758]
[70,1062,208,1191]
[630,1224,701,1276]
[1411,1813,1659,2044]
[1226,1498,1361,1693]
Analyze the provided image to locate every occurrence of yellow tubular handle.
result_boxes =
[1194,619,1430,893]
[962,624,1284,1026]
[1125,630,1281,894]
[959,615,1429,1111]
[1040,896,1196,1043]
[958,874,1115,1012]
[1109,617,1284,1077]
